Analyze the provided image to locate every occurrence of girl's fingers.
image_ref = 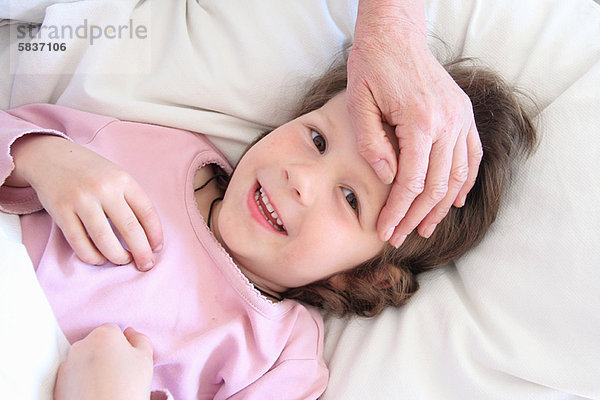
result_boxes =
[125,184,163,254]
[56,212,107,266]
[123,327,154,359]
[54,185,161,271]
[104,198,155,271]
[77,202,133,266]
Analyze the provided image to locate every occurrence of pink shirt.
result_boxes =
[0,104,328,400]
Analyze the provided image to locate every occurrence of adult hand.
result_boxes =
[9,134,163,270]
[348,1,483,247]
[54,324,154,400]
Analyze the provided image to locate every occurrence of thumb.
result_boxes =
[123,327,154,358]
[346,91,397,184]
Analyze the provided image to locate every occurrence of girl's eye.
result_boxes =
[342,188,359,215]
[311,130,326,154]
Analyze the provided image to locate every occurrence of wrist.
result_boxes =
[356,0,426,37]
[353,0,428,61]
[6,134,61,187]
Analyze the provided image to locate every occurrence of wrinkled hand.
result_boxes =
[11,135,163,269]
[348,4,482,247]
[54,324,154,400]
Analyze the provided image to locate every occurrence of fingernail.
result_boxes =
[390,234,407,249]
[118,256,132,266]
[152,243,163,253]
[384,227,395,242]
[422,224,436,238]
[373,160,394,184]
[140,259,154,272]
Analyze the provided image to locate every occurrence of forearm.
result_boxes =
[1,104,115,189]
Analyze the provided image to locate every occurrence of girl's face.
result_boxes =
[214,91,395,294]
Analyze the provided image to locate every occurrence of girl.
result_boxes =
[0,58,536,399]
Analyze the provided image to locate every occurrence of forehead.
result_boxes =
[314,92,397,229]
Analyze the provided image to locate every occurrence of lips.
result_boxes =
[246,182,288,235]
[255,186,286,232]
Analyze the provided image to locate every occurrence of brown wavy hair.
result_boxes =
[276,56,538,317]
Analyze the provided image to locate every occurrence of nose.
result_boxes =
[285,164,320,206]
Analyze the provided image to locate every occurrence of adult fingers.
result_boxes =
[77,202,132,266]
[377,127,432,243]
[454,122,483,207]
[387,132,455,246]
[347,85,397,185]
[418,130,469,237]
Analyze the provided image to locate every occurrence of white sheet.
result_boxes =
[1,0,599,398]
[0,212,69,400]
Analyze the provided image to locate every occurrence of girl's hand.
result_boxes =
[10,135,163,270]
[54,324,154,400]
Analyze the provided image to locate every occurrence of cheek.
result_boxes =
[217,197,252,252]
[241,134,295,172]
[265,129,303,154]
[303,216,385,267]
[290,218,361,267]
[216,205,236,247]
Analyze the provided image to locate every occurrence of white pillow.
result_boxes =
[1,0,599,398]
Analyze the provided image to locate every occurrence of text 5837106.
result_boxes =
[17,42,67,52]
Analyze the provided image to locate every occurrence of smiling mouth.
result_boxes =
[255,186,286,233]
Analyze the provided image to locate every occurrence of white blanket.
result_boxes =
[1,0,599,399]
[0,212,69,399]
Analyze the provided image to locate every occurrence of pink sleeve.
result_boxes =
[227,358,329,400]
[0,104,118,214]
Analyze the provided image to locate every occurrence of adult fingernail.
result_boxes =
[373,160,394,184]
[390,234,407,249]
[422,224,436,238]
[152,243,163,253]
[384,227,395,242]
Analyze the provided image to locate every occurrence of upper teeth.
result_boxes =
[255,187,285,231]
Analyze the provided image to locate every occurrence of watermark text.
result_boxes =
[16,19,147,46]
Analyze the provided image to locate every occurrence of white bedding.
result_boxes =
[1,0,599,399]
[0,212,69,399]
